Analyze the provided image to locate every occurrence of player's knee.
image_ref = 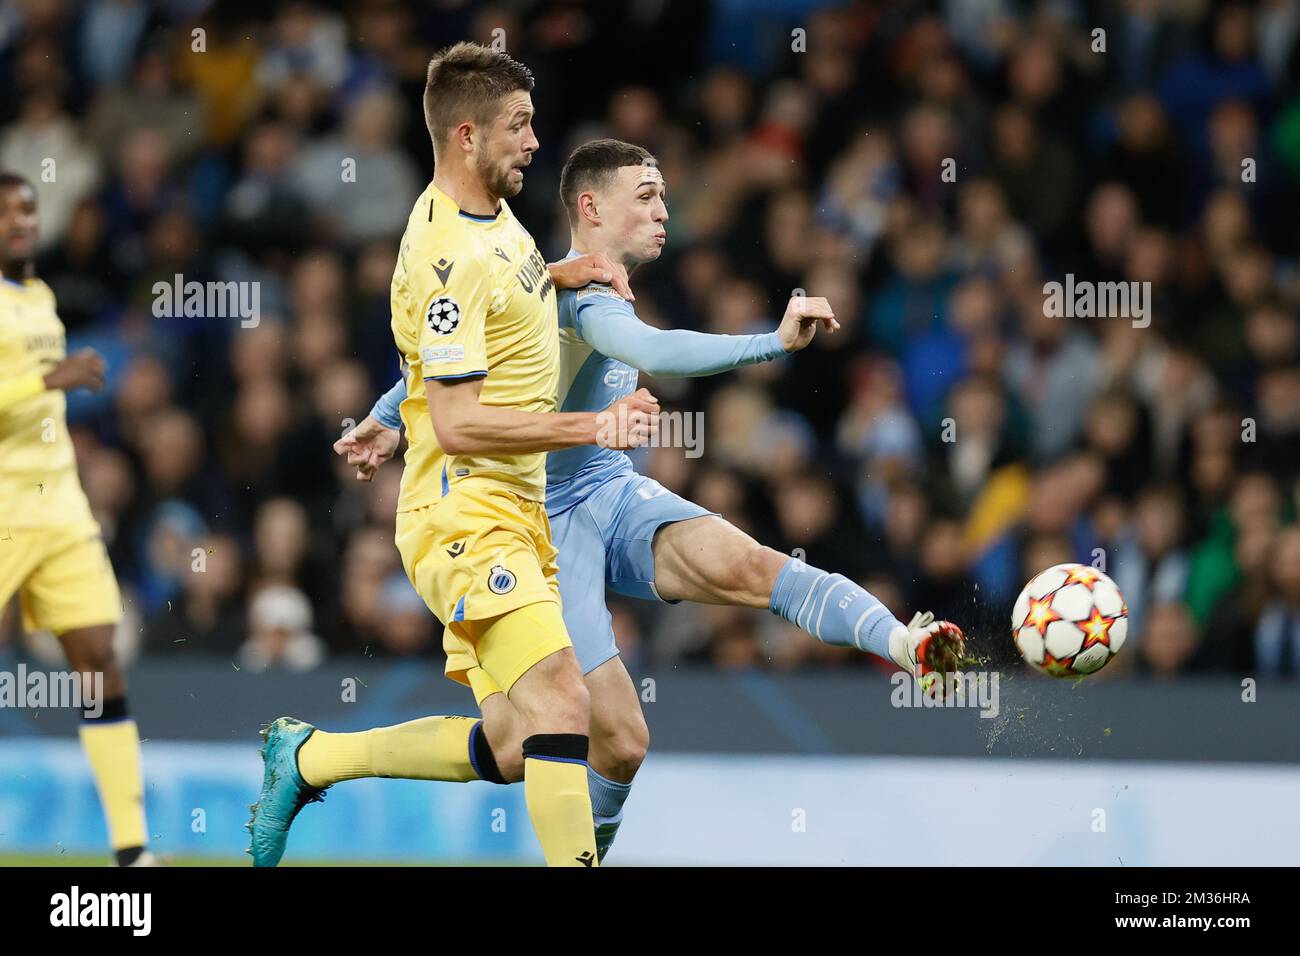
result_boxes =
[493,745,525,783]
[543,654,592,730]
[510,646,590,734]
[514,675,590,736]
[551,679,591,735]
[606,721,649,780]
[487,721,527,783]
[61,629,119,677]
[479,700,527,783]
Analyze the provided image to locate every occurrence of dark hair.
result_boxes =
[0,172,35,196]
[559,138,657,223]
[423,42,534,150]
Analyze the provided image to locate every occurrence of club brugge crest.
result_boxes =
[488,564,516,594]
[426,295,460,335]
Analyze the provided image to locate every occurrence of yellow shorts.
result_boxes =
[396,484,570,698]
[0,522,122,634]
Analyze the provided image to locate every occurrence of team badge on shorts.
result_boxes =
[487,564,516,594]
[426,295,461,335]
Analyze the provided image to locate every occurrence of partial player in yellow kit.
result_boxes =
[249,42,659,868]
[0,173,154,866]
[390,183,568,687]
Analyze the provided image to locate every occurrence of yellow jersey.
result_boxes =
[0,277,94,528]
[391,183,559,508]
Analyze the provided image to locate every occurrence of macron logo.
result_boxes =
[50,886,151,936]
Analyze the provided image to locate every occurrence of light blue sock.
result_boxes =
[768,557,902,660]
[587,766,633,863]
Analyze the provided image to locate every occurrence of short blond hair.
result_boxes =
[423,42,534,150]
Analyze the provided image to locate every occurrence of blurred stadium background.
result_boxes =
[1,0,1299,865]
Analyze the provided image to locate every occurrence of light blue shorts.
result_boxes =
[549,471,713,674]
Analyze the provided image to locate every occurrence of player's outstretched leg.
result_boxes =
[247,713,507,866]
[59,625,156,867]
[653,516,967,693]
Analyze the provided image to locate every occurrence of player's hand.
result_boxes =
[548,253,635,302]
[333,415,401,482]
[777,295,838,353]
[43,348,106,392]
[596,387,659,450]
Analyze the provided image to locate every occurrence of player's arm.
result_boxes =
[335,371,657,476]
[0,348,105,411]
[361,250,633,431]
[574,290,837,377]
[413,252,654,455]
[338,372,658,472]
[427,376,656,454]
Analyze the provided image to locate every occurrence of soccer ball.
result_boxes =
[1011,563,1127,677]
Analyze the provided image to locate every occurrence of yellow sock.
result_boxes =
[297,716,482,787]
[523,736,599,868]
[79,718,147,851]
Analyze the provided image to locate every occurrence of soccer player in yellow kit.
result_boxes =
[0,173,154,866]
[249,43,658,867]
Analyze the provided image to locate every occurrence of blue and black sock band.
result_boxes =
[522,733,589,765]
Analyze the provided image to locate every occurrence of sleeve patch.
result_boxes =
[420,344,466,364]
[575,285,622,302]
[425,295,462,335]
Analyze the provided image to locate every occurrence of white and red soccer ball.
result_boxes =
[1011,563,1127,677]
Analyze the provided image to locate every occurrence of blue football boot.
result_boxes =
[246,717,327,866]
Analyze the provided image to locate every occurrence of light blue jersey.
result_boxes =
[547,250,784,514]
[545,282,641,516]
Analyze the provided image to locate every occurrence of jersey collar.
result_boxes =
[429,183,503,223]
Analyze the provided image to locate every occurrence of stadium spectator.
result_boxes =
[238,585,324,672]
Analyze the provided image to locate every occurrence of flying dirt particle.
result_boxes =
[1104,727,1112,736]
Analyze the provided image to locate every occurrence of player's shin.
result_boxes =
[522,734,599,867]
[79,696,149,865]
[768,557,902,660]
[587,766,632,862]
[296,715,507,787]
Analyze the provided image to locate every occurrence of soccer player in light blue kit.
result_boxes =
[338,139,966,860]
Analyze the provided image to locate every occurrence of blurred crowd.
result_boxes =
[1,0,1298,681]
